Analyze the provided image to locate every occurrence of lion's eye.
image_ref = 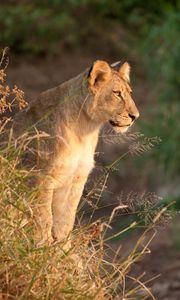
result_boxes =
[113,90,122,98]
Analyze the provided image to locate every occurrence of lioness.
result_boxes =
[13,60,139,244]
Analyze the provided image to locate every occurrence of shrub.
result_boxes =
[141,11,180,177]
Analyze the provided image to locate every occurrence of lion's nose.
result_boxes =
[128,113,137,121]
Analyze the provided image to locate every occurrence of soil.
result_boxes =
[5,52,180,300]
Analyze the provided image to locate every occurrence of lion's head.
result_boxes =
[87,60,139,132]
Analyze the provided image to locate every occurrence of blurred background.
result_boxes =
[0,0,180,298]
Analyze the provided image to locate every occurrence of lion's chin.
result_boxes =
[109,120,130,133]
[112,125,129,133]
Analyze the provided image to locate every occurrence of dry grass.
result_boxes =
[0,152,159,300]
[0,49,171,300]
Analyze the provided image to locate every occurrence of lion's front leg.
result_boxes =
[52,175,87,244]
[34,179,54,244]
[51,183,72,243]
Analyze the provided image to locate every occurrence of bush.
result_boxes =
[0,0,177,54]
[0,3,76,54]
[141,11,180,177]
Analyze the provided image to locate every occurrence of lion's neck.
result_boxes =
[71,109,102,138]
[29,67,102,138]
[55,69,102,137]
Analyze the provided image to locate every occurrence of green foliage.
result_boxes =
[141,11,180,176]
[0,3,76,54]
[0,0,178,54]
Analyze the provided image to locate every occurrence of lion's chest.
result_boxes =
[56,133,98,183]
[71,147,94,179]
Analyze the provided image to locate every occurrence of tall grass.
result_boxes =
[0,49,171,299]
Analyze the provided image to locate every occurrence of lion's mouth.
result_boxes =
[109,120,120,127]
[109,120,130,128]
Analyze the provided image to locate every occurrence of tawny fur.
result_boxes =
[13,60,139,245]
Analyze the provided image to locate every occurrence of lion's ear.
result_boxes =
[88,60,111,92]
[119,62,130,82]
